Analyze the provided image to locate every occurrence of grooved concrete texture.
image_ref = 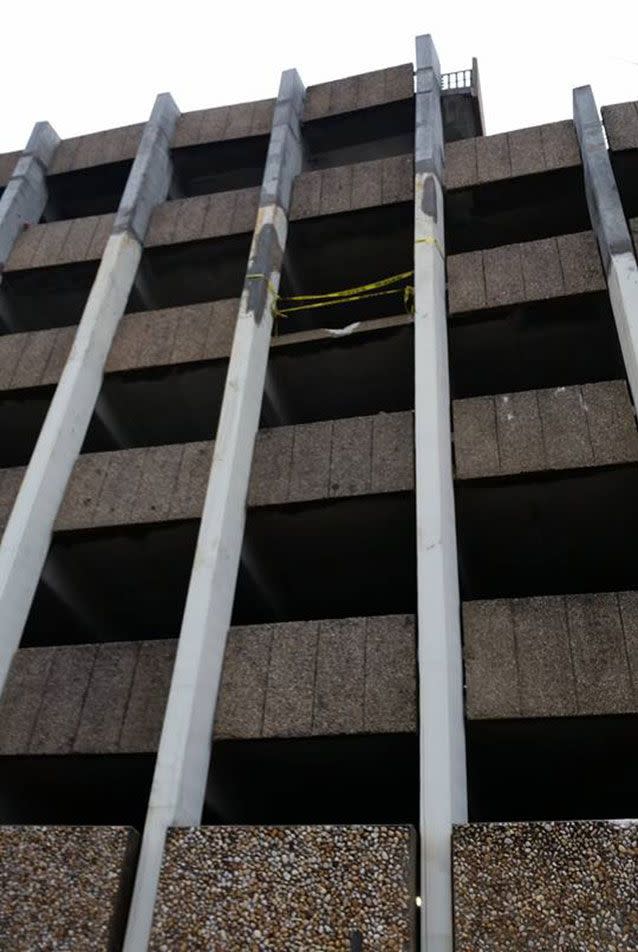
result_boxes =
[0,616,416,755]
[47,410,413,533]
[447,231,605,314]
[445,120,581,190]
[149,826,416,951]
[453,380,638,478]
[601,100,638,152]
[0,101,277,185]
[0,826,138,951]
[5,151,413,272]
[463,592,638,718]
[453,821,638,951]
[290,154,413,218]
[304,64,414,120]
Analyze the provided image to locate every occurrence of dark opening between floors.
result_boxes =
[42,161,133,222]
[302,100,414,171]
[0,261,98,333]
[81,322,414,453]
[125,234,251,313]
[0,753,154,828]
[280,203,413,334]
[22,493,416,647]
[456,464,638,601]
[0,386,54,467]
[445,166,590,254]
[467,715,638,822]
[448,292,625,400]
[171,135,269,197]
[610,150,638,221]
[204,734,419,826]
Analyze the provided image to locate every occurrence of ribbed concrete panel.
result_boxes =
[173,99,276,149]
[463,593,638,719]
[304,64,414,120]
[0,616,416,755]
[447,231,605,314]
[445,120,580,190]
[290,153,413,218]
[0,826,138,952]
[453,380,638,479]
[601,100,638,152]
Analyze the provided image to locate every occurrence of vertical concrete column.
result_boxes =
[574,86,638,409]
[122,69,305,952]
[0,94,179,694]
[413,34,467,952]
[0,121,59,274]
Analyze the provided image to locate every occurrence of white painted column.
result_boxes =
[413,34,467,952]
[0,94,179,694]
[574,86,638,409]
[0,121,59,271]
[122,68,305,952]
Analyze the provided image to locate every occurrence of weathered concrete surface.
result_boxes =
[304,64,414,120]
[453,380,638,478]
[453,821,638,951]
[0,101,276,185]
[601,100,638,152]
[5,151,413,272]
[445,120,581,190]
[447,231,605,314]
[0,826,138,951]
[463,592,638,718]
[149,826,416,951]
[0,616,416,755]
[290,153,413,218]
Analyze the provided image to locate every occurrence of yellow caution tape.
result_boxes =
[415,235,445,256]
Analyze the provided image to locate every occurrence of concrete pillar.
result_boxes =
[573,86,638,409]
[122,68,305,952]
[0,94,179,696]
[413,34,467,952]
[0,121,59,271]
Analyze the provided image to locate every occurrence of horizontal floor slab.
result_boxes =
[0,615,415,756]
[453,380,638,478]
[464,592,638,719]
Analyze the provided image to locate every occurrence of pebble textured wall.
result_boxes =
[453,820,638,951]
[149,825,416,951]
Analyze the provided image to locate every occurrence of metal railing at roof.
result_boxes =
[441,68,473,92]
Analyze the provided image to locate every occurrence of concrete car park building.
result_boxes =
[0,30,637,951]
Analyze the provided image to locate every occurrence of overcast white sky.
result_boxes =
[1,0,637,152]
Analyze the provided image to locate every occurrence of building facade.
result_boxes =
[0,32,637,951]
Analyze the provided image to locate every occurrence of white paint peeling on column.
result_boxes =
[414,33,467,952]
[0,94,179,700]
[122,68,305,952]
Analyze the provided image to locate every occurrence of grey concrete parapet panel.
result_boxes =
[601,99,638,152]
[173,98,276,149]
[0,615,416,755]
[290,153,413,218]
[114,93,180,244]
[573,85,633,273]
[445,120,580,190]
[304,64,414,121]
[48,124,144,177]
[453,820,638,950]
[463,592,638,719]
[0,826,138,951]
[0,121,60,271]
[447,231,605,314]
[453,380,638,479]
[149,825,416,950]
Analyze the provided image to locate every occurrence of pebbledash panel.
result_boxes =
[0,36,637,952]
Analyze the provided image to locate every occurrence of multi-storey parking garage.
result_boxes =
[0,32,637,952]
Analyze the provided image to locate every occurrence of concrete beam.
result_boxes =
[573,86,638,410]
[0,121,59,272]
[122,67,305,952]
[0,94,179,698]
[414,33,467,952]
